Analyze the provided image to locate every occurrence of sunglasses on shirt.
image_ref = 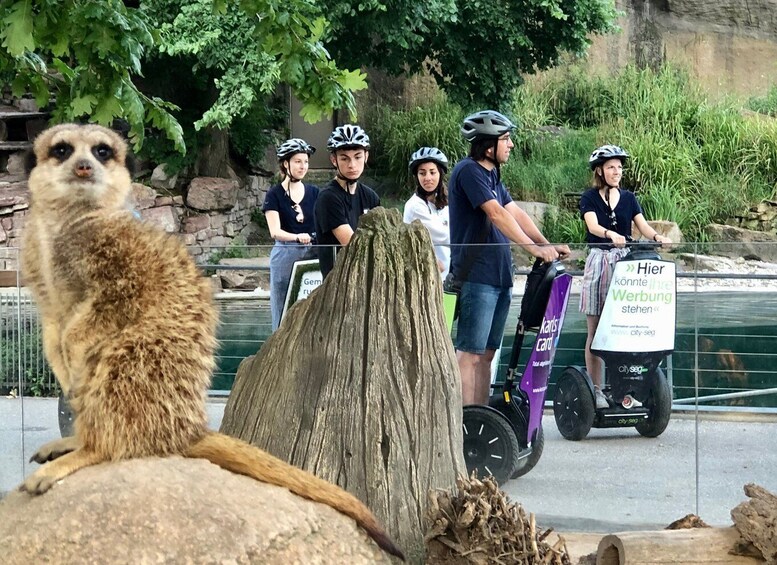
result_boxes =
[292,203,304,223]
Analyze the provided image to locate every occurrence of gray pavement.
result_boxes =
[2,397,776,533]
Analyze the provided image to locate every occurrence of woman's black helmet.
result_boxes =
[589,145,629,170]
[276,138,315,161]
[408,147,449,174]
[327,124,370,151]
[461,110,516,142]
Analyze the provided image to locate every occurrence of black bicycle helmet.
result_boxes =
[326,124,370,151]
[461,110,517,142]
[276,138,316,161]
[589,145,629,170]
[408,147,449,174]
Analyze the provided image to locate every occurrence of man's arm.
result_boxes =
[332,224,354,246]
[481,200,558,262]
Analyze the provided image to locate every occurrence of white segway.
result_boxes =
[554,241,675,440]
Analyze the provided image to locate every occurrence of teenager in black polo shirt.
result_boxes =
[314,124,380,278]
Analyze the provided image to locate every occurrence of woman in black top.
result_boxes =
[580,145,671,407]
[262,138,319,331]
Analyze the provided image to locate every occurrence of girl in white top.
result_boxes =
[402,147,451,277]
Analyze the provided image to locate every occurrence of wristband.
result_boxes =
[604,229,609,239]
[295,236,300,243]
[653,233,659,242]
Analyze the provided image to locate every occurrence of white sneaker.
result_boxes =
[594,387,609,409]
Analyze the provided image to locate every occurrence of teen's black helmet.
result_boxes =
[327,124,370,151]
[589,145,629,170]
[408,147,449,174]
[461,110,516,142]
[276,138,315,161]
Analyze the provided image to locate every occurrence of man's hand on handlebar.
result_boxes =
[554,244,571,259]
[530,244,560,263]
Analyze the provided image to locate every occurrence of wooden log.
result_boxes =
[596,527,761,565]
[731,483,777,563]
[221,208,464,562]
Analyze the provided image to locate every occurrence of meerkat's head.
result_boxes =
[25,124,135,211]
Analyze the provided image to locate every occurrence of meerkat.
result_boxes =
[21,123,403,560]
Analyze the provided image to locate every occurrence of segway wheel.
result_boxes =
[462,405,520,485]
[553,368,595,441]
[58,392,75,438]
[636,368,672,438]
[511,425,544,479]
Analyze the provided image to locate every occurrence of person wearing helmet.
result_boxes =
[580,144,671,408]
[403,147,451,277]
[314,124,380,278]
[449,110,570,405]
[262,138,320,330]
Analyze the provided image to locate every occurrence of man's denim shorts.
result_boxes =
[455,281,512,354]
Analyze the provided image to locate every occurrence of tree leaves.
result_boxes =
[1,0,34,56]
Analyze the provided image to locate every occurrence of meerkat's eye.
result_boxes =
[49,142,74,162]
[92,143,114,163]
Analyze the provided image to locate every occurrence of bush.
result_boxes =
[366,96,468,192]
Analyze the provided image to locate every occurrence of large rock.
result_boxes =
[186,177,240,211]
[0,457,391,564]
[216,257,270,290]
[633,220,683,243]
[705,223,777,262]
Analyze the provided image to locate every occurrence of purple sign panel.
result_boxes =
[519,273,573,443]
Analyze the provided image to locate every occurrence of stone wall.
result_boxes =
[0,172,272,271]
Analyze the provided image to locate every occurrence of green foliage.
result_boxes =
[747,84,777,117]
[147,0,366,129]
[366,97,469,190]
[502,129,597,204]
[229,97,288,169]
[322,0,618,109]
[0,0,366,155]
[541,208,588,246]
[0,0,183,152]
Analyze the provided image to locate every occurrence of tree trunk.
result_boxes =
[597,527,759,565]
[197,125,229,177]
[220,207,465,562]
[731,483,777,563]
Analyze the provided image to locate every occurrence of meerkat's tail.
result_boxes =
[186,431,404,561]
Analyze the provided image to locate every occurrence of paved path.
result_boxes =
[2,397,775,534]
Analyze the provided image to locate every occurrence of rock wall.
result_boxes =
[585,0,777,98]
[0,172,272,271]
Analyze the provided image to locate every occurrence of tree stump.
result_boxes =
[731,483,777,563]
[221,207,465,562]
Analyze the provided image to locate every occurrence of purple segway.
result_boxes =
[463,259,573,484]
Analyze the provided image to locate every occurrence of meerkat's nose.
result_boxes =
[74,159,93,178]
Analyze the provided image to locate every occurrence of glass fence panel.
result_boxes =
[2,238,775,538]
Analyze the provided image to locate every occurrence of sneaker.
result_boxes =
[594,387,609,409]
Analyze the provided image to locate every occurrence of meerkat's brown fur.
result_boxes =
[21,123,403,560]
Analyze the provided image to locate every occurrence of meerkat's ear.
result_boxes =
[125,152,137,179]
[24,150,37,176]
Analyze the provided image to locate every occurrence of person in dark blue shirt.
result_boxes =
[449,110,570,405]
[580,144,671,408]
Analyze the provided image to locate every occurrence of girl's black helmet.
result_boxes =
[327,124,370,151]
[461,110,516,142]
[408,147,449,174]
[589,145,629,170]
[276,138,315,161]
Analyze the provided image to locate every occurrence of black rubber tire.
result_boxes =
[511,425,544,479]
[58,392,75,438]
[635,368,672,438]
[553,368,595,441]
[462,405,520,485]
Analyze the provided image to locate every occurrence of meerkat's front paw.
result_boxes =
[30,436,80,464]
[20,470,58,495]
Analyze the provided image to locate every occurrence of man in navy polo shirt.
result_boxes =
[449,110,570,405]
